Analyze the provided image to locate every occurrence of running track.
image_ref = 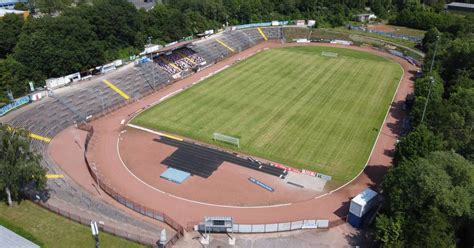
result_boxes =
[49,41,417,228]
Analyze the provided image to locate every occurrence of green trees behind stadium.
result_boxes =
[0,0,436,103]
[376,9,474,247]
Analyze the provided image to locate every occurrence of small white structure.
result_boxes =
[349,188,378,217]
[296,39,310,43]
[100,62,116,74]
[330,40,353,46]
[307,20,316,27]
[140,44,162,55]
[355,13,377,22]
[204,29,214,35]
[46,76,70,89]
[296,20,306,26]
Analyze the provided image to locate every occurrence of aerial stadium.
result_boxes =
[1,24,418,246]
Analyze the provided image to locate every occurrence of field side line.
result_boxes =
[325,61,405,197]
[127,123,183,141]
[116,129,292,209]
[125,49,265,127]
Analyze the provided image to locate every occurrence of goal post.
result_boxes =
[213,133,240,148]
[321,51,338,58]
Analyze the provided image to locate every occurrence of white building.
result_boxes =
[355,13,377,22]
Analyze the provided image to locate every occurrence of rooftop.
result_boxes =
[0,8,26,17]
[0,225,40,248]
[446,2,474,9]
[352,188,378,205]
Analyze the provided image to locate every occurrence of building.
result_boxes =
[355,13,377,22]
[0,8,28,18]
[0,0,27,9]
[446,2,474,12]
[0,225,40,248]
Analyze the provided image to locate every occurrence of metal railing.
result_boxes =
[81,124,184,247]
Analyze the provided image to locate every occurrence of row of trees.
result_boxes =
[0,0,438,103]
[376,6,474,247]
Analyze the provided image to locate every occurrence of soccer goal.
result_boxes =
[322,51,338,58]
[213,133,240,148]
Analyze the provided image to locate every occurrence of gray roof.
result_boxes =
[0,0,27,5]
[0,225,40,248]
[446,2,474,9]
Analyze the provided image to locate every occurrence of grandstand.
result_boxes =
[151,48,206,76]
[0,27,287,239]
[0,25,391,244]
[156,137,287,179]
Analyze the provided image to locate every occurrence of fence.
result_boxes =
[0,96,30,116]
[192,217,346,233]
[80,124,184,247]
[38,201,159,246]
[348,25,423,42]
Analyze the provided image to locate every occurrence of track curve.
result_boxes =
[50,41,417,227]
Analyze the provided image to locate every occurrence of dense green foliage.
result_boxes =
[0,0,419,102]
[0,124,47,206]
[132,46,402,185]
[377,4,474,247]
[0,14,23,58]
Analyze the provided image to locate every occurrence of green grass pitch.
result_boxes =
[132,46,403,185]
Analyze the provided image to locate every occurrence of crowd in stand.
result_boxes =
[155,57,180,75]
[166,52,192,70]
[154,48,206,75]
[179,48,206,65]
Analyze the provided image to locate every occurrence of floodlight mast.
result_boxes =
[148,36,156,90]
[421,35,440,123]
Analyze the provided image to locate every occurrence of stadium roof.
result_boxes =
[352,188,378,206]
[0,225,40,248]
[0,0,27,5]
[446,2,474,9]
[145,40,194,57]
[0,8,26,17]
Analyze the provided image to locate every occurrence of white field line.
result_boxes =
[126,49,264,127]
[320,61,405,198]
[116,129,292,209]
[123,44,407,204]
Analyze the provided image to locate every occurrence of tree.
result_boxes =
[0,14,24,58]
[31,0,72,15]
[375,213,405,247]
[0,124,47,206]
[0,58,31,103]
[393,124,444,163]
[13,16,105,79]
[421,27,440,52]
[14,2,29,10]
[410,73,444,125]
[380,151,473,246]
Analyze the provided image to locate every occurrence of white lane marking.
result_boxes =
[116,132,293,209]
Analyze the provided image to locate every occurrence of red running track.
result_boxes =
[49,41,417,228]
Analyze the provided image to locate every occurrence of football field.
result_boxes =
[132,46,403,185]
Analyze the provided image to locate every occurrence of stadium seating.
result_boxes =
[1,26,298,238]
[261,27,284,40]
[152,48,206,75]
[178,48,206,65]
[157,137,287,178]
